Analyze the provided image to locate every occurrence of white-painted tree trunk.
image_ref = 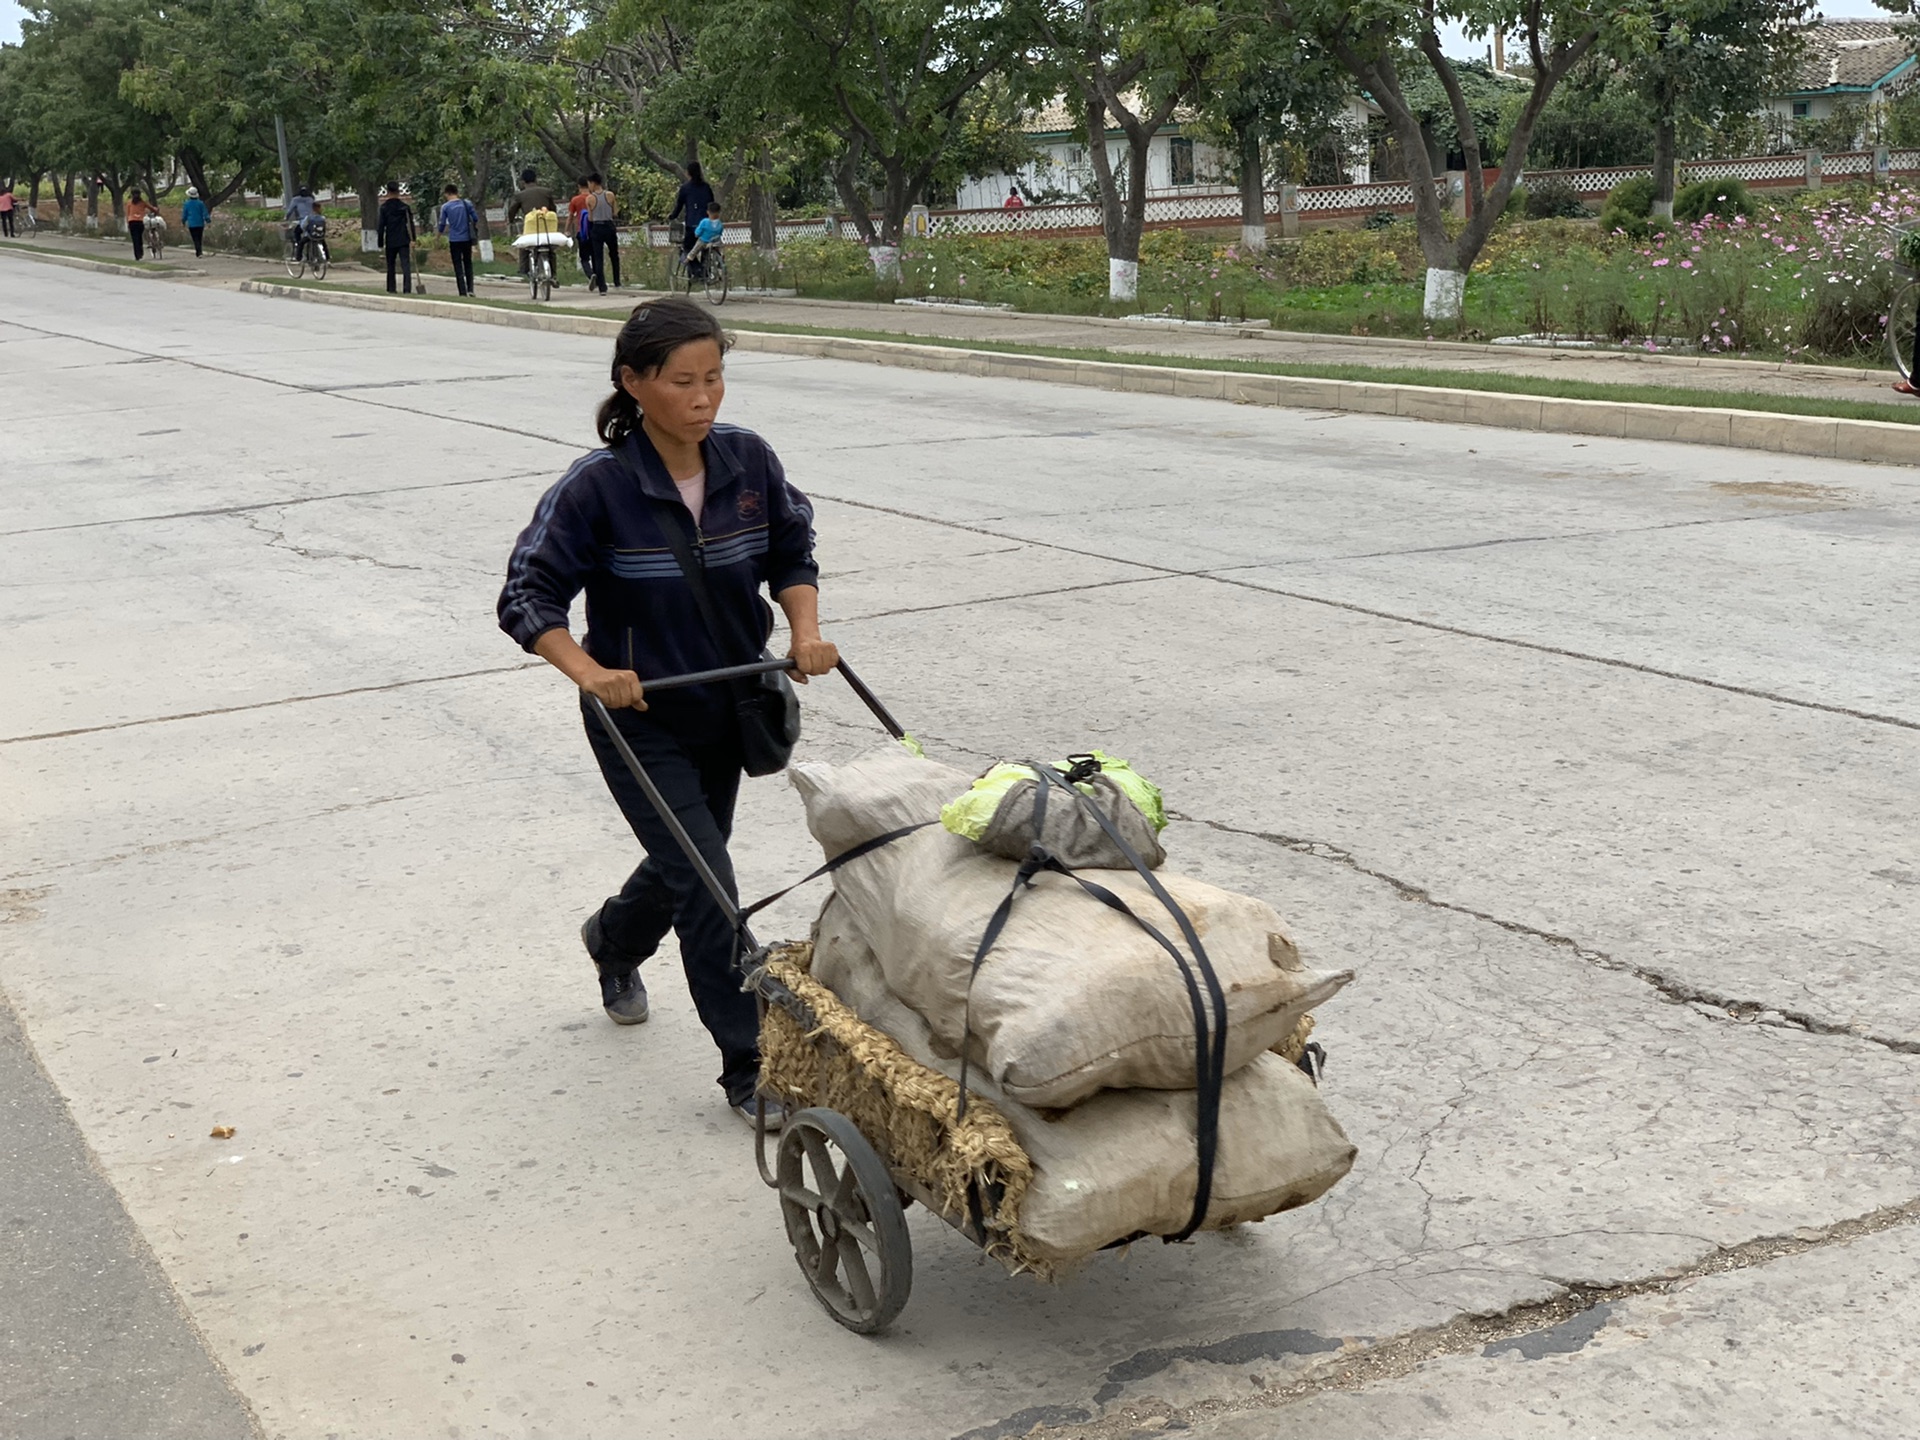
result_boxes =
[1240,222,1267,254]
[1650,199,1674,220]
[361,228,379,252]
[1109,257,1139,301]
[869,244,900,280]
[1422,267,1467,322]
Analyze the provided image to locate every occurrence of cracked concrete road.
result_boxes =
[3,261,1918,1440]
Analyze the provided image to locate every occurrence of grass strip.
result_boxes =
[261,279,1920,427]
[8,242,180,272]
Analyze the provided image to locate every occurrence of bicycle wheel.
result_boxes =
[706,252,728,305]
[283,237,303,278]
[311,241,329,281]
[1890,279,1920,385]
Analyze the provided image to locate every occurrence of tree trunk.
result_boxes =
[460,141,495,238]
[831,140,875,245]
[746,155,778,254]
[85,175,100,231]
[351,166,381,251]
[1237,123,1267,254]
[1651,86,1677,221]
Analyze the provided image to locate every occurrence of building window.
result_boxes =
[1792,100,1809,119]
[1169,136,1195,186]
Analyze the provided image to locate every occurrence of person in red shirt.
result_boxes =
[127,190,156,260]
[569,180,592,277]
[1003,187,1025,209]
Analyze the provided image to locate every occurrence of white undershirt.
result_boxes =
[674,468,706,521]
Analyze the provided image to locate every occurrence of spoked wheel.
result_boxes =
[283,238,303,278]
[706,254,728,305]
[776,1108,912,1334]
[1890,279,1920,385]
[310,242,329,281]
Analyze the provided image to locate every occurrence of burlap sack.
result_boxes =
[810,896,1356,1264]
[790,746,1352,1108]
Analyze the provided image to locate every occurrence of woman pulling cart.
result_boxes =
[497,296,836,1126]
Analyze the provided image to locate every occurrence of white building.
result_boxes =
[953,96,1373,212]
[1761,19,1916,143]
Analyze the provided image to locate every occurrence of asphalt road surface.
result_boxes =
[4,258,1918,1440]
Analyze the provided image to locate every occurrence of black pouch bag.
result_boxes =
[649,496,801,776]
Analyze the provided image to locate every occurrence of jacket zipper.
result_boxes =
[625,628,634,671]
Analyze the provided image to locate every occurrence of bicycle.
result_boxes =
[1891,228,1920,389]
[144,214,165,261]
[522,236,560,302]
[665,219,688,290]
[690,242,729,304]
[282,217,330,279]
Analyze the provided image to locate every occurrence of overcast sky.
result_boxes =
[0,2,1899,74]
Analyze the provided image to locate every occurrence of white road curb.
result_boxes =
[233,280,1920,465]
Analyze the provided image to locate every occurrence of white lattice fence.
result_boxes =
[641,216,835,248]
[1822,151,1875,177]
[1296,181,1417,212]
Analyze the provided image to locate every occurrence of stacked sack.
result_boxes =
[789,745,1357,1268]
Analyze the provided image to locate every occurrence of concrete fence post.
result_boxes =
[1444,170,1467,219]
[1805,149,1824,191]
[1280,183,1300,239]
[1875,146,1892,185]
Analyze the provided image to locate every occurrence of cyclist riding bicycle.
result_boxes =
[687,202,724,278]
[285,188,324,261]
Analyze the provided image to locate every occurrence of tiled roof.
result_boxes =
[1785,19,1916,94]
[1023,93,1196,135]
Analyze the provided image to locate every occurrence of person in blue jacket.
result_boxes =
[666,161,715,263]
[436,183,481,296]
[181,187,209,257]
[497,296,838,1128]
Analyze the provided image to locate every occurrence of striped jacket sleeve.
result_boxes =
[763,447,820,595]
[498,456,601,652]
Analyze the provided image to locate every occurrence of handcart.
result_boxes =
[588,658,1326,1334]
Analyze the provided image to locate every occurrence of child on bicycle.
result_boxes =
[687,203,724,278]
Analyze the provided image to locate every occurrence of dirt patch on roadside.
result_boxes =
[1710,480,1854,506]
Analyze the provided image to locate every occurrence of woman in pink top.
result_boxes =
[0,185,16,238]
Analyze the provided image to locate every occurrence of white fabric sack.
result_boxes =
[811,896,1356,1264]
[790,746,1352,1108]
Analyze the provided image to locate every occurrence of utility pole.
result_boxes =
[274,114,295,210]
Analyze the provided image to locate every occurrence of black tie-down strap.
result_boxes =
[734,822,935,944]
[955,763,1230,1244]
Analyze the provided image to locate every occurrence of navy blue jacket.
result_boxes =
[498,423,819,732]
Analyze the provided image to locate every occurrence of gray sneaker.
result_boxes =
[582,916,649,1026]
[733,1094,790,1131]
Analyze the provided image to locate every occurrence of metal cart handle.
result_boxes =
[584,656,908,950]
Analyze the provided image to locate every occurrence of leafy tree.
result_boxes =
[1039,0,1243,299]
[1517,57,1655,169]
[1189,11,1354,251]
[1271,0,1677,321]
[1631,0,1811,219]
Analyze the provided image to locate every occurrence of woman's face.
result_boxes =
[623,338,725,447]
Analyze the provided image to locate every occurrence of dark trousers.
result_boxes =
[1,211,13,237]
[586,221,617,292]
[129,220,145,260]
[582,701,759,1101]
[189,225,204,256]
[449,239,474,295]
[385,243,412,293]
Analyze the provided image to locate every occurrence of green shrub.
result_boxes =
[1524,175,1588,220]
[1599,174,1656,236]
[1503,184,1527,218]
[1673,176,1755,224]
[1361,209,1398,231]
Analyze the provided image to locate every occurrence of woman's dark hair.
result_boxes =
[520,166,537,184]
[687,161,704,185]
[130,189,143,203]
[597,297,731,445]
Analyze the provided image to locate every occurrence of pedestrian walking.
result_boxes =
[127,190,155,260]
[667,162,716,266]
[0,184,16,238]
[569,179,592,277]
[585,172,619,293]
[505,166,557,277]
[497,296,837,1127]
[377,181,416,294]
[181,187,208,256]
[437,182,481,297]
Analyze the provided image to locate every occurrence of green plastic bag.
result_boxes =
[941,751,1166,843]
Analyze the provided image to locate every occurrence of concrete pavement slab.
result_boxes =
[6,260,1919,1437]
[1184,1221,1920,1440]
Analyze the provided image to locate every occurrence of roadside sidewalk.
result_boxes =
[2,227,1908,411]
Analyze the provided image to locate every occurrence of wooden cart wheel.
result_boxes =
[776,1108,912,1333]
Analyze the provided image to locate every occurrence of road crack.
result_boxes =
[1178,812,1920,1056]
[998,1194,1920,1440]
